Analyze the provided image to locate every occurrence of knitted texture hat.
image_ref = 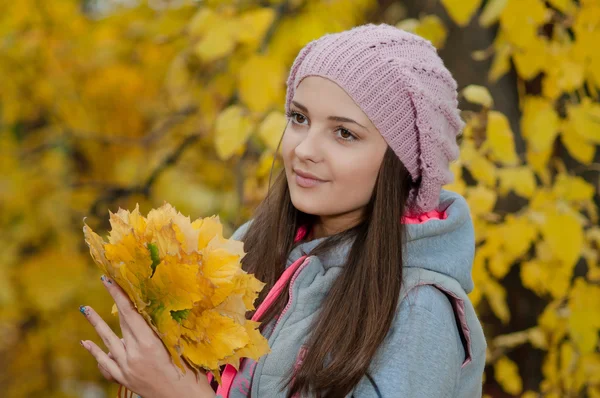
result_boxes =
[284,23,465,214]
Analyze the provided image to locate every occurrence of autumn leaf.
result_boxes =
[83,203,269,381]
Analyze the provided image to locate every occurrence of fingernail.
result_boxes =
[79,305,89,316]
[100,275,112,285]
[80,340,89,350]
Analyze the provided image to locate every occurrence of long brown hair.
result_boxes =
[239,144,414,397]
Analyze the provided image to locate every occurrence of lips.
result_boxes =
[293,168,327,188]
[293,168,326,182]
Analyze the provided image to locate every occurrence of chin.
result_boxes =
[289,192,322,216]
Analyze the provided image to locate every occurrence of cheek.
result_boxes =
[281,127,296,167]
[330,155,379,202]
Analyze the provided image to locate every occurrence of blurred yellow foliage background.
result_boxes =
[0,0,599,397]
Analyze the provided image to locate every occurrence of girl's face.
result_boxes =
[282,76,388,234]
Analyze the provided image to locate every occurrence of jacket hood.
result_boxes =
[289,189,475,294]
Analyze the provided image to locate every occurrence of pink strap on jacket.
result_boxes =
[208,225,311,397]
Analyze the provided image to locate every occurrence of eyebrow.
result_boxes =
[291,101,368,130]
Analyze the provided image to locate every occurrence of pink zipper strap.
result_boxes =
[402,209,447,224]
[212,224,311,397]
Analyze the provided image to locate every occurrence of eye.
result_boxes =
[335,127,358,142]
[286,110,308,125]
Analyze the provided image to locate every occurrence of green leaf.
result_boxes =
[147,243,161,277]
[171,309,191,324]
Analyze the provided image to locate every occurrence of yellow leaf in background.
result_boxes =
[462,85,494,108]
[526,146,552,183]
[257,110,287,151]
[237,8,276,47]
[566,97,600,144]
[568,278,600,353]
[542,54,585,100]
[194,21,238,63]
[440,0,483,26]
[238,54,286,113]
[513,36,550,80]
[466,150,498,187]
[500,0,550,48]
[501,215,538,259]
[466,184,498,216]
[19,249,87,313]
[187,8,220,38]
[560,118,596,164]
[214,105,254,160]
[541,212,583,268]
[489,251,512,279]
[494,329,529,348]
[581,353,600,385]
[528,327,548,349]
[520,259,551,297]
[489,30,512,82]
[414,15,448,48]
[256,151,277,178]
[479,0,508,27]
[495,356,523,395]
[485,111,518,165]
[395,18,420,33]
[559,340,578,392]
[548,0,578,14]
[521,96,560,152]
[498,167,536,198]
[552,173,595,202]
[444,161,466,195]
[486,278,510,323]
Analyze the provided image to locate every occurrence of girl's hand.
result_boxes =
[79,275,215,398]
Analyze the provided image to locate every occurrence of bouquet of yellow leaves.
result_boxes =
[82,202,270,386]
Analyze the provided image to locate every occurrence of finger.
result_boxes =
[100,275,153,340]
[81,339,125,384]
[98,362,116,382]
[80,305,127,362]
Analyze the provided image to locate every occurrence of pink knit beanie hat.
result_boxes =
[284,23,465,214]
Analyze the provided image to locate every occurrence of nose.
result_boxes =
[293,126,323,163]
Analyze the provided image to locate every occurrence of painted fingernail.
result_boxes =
[79,305,90,316]
[100,275,112,285]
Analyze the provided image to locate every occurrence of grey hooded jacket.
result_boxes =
[222,190,486,397]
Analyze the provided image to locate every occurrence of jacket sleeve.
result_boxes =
[350,285,465,398]
[230,219,254,241]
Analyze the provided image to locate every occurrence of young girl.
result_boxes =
[80,23,486,398]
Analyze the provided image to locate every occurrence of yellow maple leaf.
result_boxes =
[83,203,269,381]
